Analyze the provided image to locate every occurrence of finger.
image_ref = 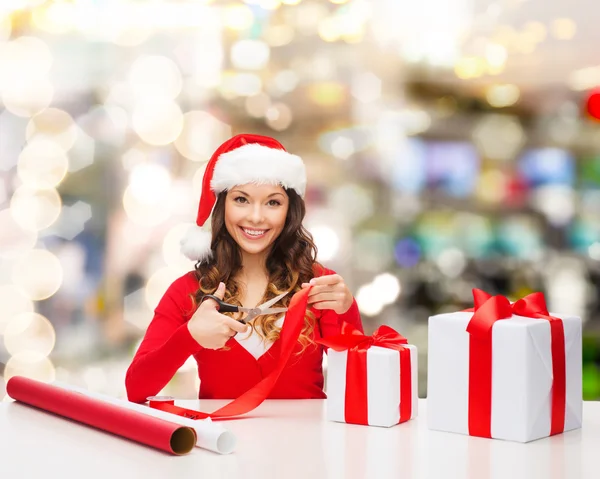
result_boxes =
[307,284,335,297]
[202,282,226,309]
[301,282,310,288]
[307,292,341,304]
[311,300,339,310]
[309,274,342,286]
[224,316,249,334]
[214,282,226,299]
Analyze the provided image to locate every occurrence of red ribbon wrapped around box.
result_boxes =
[317,322,414,426]
[464,289,566,438]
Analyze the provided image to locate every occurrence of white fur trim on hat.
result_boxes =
[211,143,306,197]
[180,224,213,263]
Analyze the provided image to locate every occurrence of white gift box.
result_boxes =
[326,345,419,427]
[427,310,582,442]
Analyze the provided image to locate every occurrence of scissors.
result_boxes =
[201,290,289,324]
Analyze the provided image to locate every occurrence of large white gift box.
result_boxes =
[323,324,419,428]
[427,290,582,443]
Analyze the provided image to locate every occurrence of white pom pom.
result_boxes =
[180,225,213,262]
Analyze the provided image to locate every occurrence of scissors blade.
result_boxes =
[257,291,289,310]
[259,307,288,314]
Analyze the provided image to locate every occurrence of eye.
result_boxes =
[234,196,248,204]
[267,199,281,206]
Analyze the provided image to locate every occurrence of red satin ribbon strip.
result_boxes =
[149,287,310,420]
[465,289,566,438]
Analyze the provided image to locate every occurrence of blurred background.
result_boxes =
[1,0,599,402]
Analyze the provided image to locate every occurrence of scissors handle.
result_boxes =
[201,295,239,313]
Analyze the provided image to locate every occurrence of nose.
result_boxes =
[247,203,264,224]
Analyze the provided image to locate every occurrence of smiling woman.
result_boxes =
[125,134,364,402]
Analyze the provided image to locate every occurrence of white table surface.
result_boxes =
[0,398,597,479]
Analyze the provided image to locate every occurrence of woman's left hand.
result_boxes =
[301,274,353,314]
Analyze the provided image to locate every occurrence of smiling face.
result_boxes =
[224,183,289,260]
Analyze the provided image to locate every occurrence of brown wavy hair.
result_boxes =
[190,187,320,349]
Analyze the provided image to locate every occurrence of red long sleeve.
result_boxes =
[125,273,201,403]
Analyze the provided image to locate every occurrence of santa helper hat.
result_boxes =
[181,133,307,263]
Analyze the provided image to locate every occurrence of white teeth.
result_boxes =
[242,228,267,237]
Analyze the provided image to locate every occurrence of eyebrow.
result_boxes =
[232,190,285,198]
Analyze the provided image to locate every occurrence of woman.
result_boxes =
[125,134,363,403]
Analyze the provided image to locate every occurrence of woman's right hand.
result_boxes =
[187,282,249,349]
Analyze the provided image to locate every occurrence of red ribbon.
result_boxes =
[465,288,566,438]
[317,322,412,425]
[149,286,311,420]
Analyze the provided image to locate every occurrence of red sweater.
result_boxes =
[125,268,363,403]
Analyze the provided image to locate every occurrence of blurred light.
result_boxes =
[121,147,146,171]
[129,164,172,205]
[17,138,69,189]
[330,0,349,4]
[436,248,466,278]
[32,2,75,34]
[568,66,600,91]
[221,73,263,98]
[524,21,547,43]
[145,267,186,310]
[394,238,421,268]
[4,312,55,357]
[454,57,486,79]
[77,105,128,145]
[264,25,295,47]
[472,114,525,161]
[68,129,95,173]
[0,209,38,258]
[11,249,63,301]
[10,185,62,232]
[46,201,92,241]
[372,273,401,305]
[192,163,209,199]
[0,14,11,41]
[356,283,384,317]
[351,72,381,103]
[128,55,183,100]
[175,111,232,162]
[245,93,272,118]
[122,185,172,227]
[485,43,507,69]
[310,225,340,261]
[486,84,520,108]
[163,223,196,269]
[282,0,302,4]
[475,169,507,203]
[223,5,254,30]
[330,137,355,160]
[551,18,577,40]
[4,351,55,383]
[2,78,54,118]
[273,70,299,94]
[265,102,293,131]
[0,285,34,335]
[294,2,329,35]
[402,109,431,135]
[132,100,184,146]
[231,40,270,70]
[515,34,537,54]
[26,108,78,151]
[308,82,346,106]
[0,36,53,87]
[589,242,600,261]
[329,184,374,226]
[124,288,152,330]
[531,185,575,227]
[318,17,340,42]
[257,0,282,9]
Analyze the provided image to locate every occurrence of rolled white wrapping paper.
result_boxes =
[52,381,237,454]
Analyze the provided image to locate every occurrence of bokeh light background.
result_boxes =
[1,0,600,401]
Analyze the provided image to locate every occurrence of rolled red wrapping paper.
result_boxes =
[6,376,196,455]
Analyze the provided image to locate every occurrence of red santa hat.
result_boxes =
[181,133,306,262]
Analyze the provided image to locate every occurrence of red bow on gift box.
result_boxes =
[465,289,566,438]
[317,323,413,425]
